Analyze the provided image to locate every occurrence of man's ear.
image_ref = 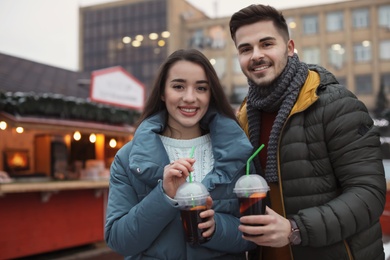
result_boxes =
[287,39,295,57]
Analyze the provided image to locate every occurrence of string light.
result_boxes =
[0,121,7,130]
[109,138,117,148]
[73,131,81,141]
[89,133,97,143]
[16,127,24,133]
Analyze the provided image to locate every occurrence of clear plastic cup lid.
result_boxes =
[233,174,270,194]
[174,181,209,203]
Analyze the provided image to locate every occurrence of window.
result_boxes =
[233,57,242,73]
[208,25,226,49]
[380,40,390,60]
[328,43,346,69]
[352,8,369,28]
[302,47,320,64]
[355,75,372,94]
[302,15,318,35]
[354,41,372,62]
[231,86,248,104]
[382,73,390,94]
[212,57,226,78]
[188,29,205,49]
[326,11,344,32]
[378,5,390,29]
[337,77,347,88]
[286,17,296,37]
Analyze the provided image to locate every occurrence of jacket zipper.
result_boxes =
[343,240,354,260]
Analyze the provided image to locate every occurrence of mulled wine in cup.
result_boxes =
[175,181,210,245]
[233,174,269,236]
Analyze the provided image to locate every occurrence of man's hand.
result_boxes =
[239,206,291,247]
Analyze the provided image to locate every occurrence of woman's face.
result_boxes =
[162,60,211,139]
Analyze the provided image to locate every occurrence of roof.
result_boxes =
[0,52,90,98]
[0,52,141,129]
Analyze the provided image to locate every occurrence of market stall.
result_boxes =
[0,91,139,259]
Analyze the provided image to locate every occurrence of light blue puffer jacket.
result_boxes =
[105,108,257,259]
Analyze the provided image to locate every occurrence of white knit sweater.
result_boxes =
[159,134,214,182]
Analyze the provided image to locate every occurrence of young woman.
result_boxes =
[105,49,257,259]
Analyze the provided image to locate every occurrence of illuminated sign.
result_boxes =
[90,66,145,110]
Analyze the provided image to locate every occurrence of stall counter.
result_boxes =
[0,178,109,259]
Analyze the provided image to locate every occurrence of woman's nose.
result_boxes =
[182,88,196,102]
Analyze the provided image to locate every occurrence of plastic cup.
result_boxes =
[233,174,270,236]
[174,181,210,245]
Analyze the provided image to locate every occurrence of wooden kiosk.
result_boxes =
[0,104,136,259]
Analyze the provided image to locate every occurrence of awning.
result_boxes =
[0,91,139,136]
[0,111,135,136]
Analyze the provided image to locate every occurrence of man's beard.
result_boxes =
[246,68,280,97]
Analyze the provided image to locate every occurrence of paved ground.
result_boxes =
[13,236,390,260]
[15,241,122,260]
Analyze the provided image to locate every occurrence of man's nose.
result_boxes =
[251,46,265,61]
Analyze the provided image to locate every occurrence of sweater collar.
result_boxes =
[129,109,254,189]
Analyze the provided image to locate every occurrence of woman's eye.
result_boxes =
[172,84,184,89]
[197,86,208,92]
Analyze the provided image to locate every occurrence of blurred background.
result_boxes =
[0,0,390,259]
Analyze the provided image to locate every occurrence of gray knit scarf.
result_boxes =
[246,53,308,182]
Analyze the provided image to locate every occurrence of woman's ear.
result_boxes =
[161,95,165,102]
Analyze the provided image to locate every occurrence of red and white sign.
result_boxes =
[90,66,145,110]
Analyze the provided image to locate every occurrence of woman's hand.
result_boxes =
[162,158,195,198]
[199,196,215,238]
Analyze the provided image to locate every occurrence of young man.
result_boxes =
[229,4,386,260]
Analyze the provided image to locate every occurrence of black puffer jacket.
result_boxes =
[238,65,386,260]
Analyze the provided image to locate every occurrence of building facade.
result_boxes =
[79,0,207,96]
[183,0,390,110]
[80,0,390,111]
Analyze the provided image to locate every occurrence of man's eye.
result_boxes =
[239,48,250,54]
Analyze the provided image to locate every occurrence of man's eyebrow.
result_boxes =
[259,36,276,42]
[237,36,277,49]
[237,43,250,50]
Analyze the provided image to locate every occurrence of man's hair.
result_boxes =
[229,4,290,42]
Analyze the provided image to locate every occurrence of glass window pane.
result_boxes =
[354,41,372,62]
[382,73,390,94]
[286,17,297,37]
[380,40,390,60]
[213,57,226,78]
[352,8,369,28]
[302,15,318,35]
[328,43,346,70]
[302,47,321,64]
[233,57,241,73]
[379,5,390,28]
[232,86,248,104]
[326,11,344,31]
[355,75,372,94]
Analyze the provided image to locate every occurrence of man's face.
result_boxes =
[234,20,294,87]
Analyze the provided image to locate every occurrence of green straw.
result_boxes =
[246,144,265,175]
[189,146,195,183]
